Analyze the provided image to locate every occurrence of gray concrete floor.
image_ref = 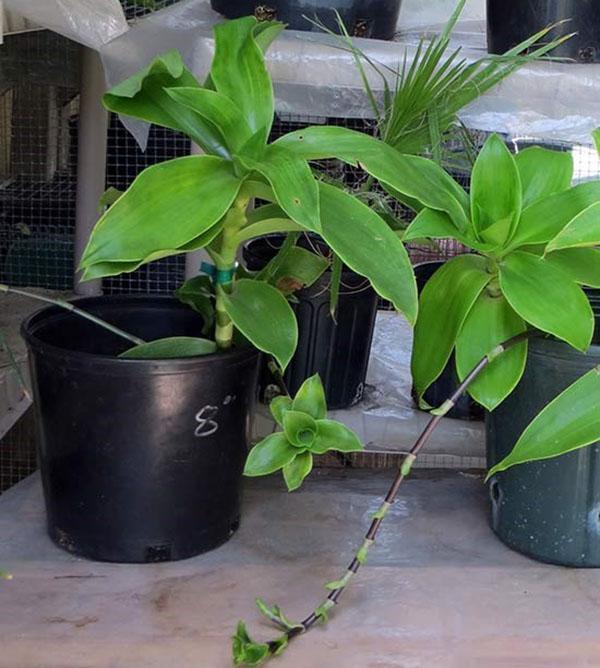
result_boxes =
[1,469,600,667]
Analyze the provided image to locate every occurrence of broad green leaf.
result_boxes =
[235,219,304,246]
[515,146,573,209]
[403,208,460,242]
[165,87,253,154]
[283,410,317,448]
[412,254,491,401]
[509,181,600,248]
[253,21,285,53]
[175,275,214,335]
[263,246,329,294]
[81,222,224,281]
[246,203,286,224]
[282,451,313,491]
[80,156,241,271]
[499,251,594,351]
[455,293,528,411]
[270,395,293,427]
[292,374,327,419]
[98,186,123,213]
[104,50,228,157]
[219,279,298,370]
[237,145,320,232]
[545,201,600,252]
[594,128,600,155]
[311,419,363,455]
[232,621,270,666]
[544,248,600,288]
[403,208,494,253]
[487,365,600,479]
[119,336,217,359]
[318,182,418,324]
[211,16,274,138]
[244,432,297,476]
[470,134,521,247]
[275,126,470,230]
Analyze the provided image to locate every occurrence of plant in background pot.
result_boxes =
[487,0,600,63]
[379,132,600,567]
[210,0,403,41]
[312,0,568,417]
[8,15,424,564]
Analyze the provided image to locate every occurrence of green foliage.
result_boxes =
[411,254,491,405]
[174,275,215,334]
[291,373,327,419]
[78,15,418,364]
[119,336,217,359]
[232,621,270,666]
[218,279,297,370]
[487,366,600,478]
[384,135,600,410]
[380,130,600,471]
[244,375,363,491]
[317,0,570,159]
[255,599,302,632]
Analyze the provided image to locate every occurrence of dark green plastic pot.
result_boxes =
[486,291,600,567]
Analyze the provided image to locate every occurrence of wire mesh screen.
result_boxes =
[120,0,182,20]
[0,408,37,494]
[0,31,80,291]
[101,117,191,294]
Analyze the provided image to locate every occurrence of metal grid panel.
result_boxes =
[120,0,182,20]
[0,31,79,291]
[101,116,191,294]
[0,408,36,494]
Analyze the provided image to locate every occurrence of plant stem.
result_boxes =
[263,330,534,652]
[0,284,145,346]
[213,192,250,350]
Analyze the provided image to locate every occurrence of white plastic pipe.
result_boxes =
[74,47,107,295]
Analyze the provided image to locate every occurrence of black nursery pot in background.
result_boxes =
[413,261,483,421]
[244,235,378,410]
[211,0,403,40]
[487,291,600,567]
[22,296,260,564]
[487,0,600,63]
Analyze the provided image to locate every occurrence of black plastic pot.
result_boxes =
[243,235,378,409]
[211,0,403,40]
[487,291,600,566]
[22,296,260,563]
[413,261,483,421]
[487,0,600,63]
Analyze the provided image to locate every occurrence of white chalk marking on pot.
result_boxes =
[194,405,219,438]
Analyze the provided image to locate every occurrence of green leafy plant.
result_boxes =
[77,16,418,367]
[245,375,362,491]
[317,0,571,162]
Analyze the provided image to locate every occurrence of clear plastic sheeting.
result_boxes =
[4,0,600,147]
[3,0,128,49]
[254,311,485,467]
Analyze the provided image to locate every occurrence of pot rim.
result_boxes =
[21,294,260,371]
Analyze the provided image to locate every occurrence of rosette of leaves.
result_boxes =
[277,127,600,410]
[244,375,362,490]
[78,16,418,367]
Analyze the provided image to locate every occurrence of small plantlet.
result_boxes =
[244,375,362,491]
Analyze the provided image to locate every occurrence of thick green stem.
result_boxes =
[0,284,145,346]
[213,192,250,351]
